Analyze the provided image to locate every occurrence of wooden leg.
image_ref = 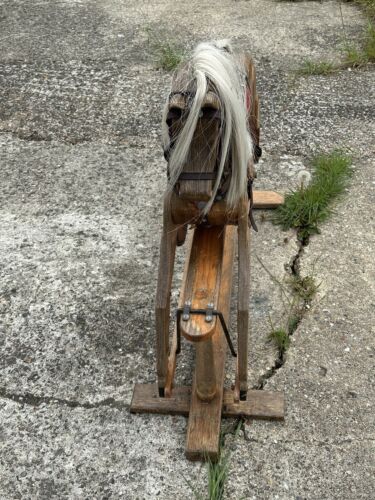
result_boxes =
[155,194,178,394]
[237,198,250,399]
[164,230,194,397]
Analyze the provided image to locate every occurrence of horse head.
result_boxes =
[162,40,257,215]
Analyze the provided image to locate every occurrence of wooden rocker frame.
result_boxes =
[131,191,285,461]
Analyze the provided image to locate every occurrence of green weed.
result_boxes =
[341,0,375,63]
[186,421,242,500]
[206,424,238,500]
[364,22,375,59]
[287,313,302,335]
[295,0,375,76]
[287,275,319,302]
[296,60,336,76]
[342,43,368,66]
[340,18,375,65]
[268,328,291,354]
[155,41,184,71]
[272,151,352,240]
[142,25,184,71]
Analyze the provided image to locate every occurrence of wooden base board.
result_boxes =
[130,383,284,421]
[253,190,284,209]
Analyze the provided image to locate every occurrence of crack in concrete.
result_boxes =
[241,431,375,447]
[253,237,308,390]
[0,387,129,411]
[0,130,91,145]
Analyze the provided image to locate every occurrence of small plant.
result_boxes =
[207,421,242,500]
[186,421,242,500]
[155,41,184,71]
[297,60,335,76]
[364,22,375,60]
[340,20,375,67]
[287,275,319,302]
[342,43,368,66]
[207,454,229,500]
[340,0,375,65]
[287,313,302,335]
[142,25,185,71]
[268,328,291,354]
[272,150,352,240]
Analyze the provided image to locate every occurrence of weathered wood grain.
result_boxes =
[222,389,284,420]
[180,226,223,343]
[130,384,284,421]
[171,191,284,226]
[253,190,284,208]
[185,225,236,461]
[164,231,194,397]
[130,384,190,416]
[178,118,220,201]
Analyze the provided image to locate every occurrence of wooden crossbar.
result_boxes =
[130,384,284,421]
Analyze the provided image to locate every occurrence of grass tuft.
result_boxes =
[268,328,291,354]
[297,60,335,76]
[364,22,375,59]
[287,275,319,302]
[287,314,302,335]
[206,422,242,500]
[155,41,184,71]
[342,22,375,65]
[342,43,368,66]
[186,421,242,500]
[272,151,352,240]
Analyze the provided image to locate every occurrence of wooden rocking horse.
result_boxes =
[131,41,285,461]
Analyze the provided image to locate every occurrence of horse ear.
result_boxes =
[214,39,233,53]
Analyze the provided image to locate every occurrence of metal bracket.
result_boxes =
[205,303,214,323]
[176,302,237,357]
[182,301,191,321]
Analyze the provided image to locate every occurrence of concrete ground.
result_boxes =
[0,0,374,498]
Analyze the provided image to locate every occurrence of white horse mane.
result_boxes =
[162,40,253,213]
